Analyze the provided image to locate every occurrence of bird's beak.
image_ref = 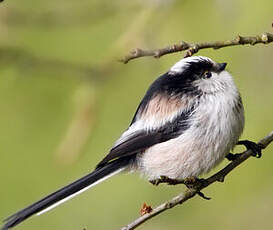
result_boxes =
[218,63,227,72]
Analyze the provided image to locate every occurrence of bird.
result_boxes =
[2,56,262,230]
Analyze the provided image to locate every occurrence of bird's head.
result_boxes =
[168,56,233,94]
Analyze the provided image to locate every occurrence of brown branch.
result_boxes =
[121,131,273,230]
[120,32,273,63]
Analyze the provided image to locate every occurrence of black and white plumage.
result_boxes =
[2,56,245,230]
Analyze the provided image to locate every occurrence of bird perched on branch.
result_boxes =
[2,56,261,230]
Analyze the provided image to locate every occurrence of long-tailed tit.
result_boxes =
[2,56,262,230]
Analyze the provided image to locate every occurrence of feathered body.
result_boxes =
[2,56,245,230]
[135,71,244,179]
[112,57,244,180]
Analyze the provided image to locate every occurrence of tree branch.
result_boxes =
[121,132,273,230]
[120,32,273,63]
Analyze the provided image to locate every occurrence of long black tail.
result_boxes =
[2,157,130,230]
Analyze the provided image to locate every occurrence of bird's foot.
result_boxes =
[183,177,208,189]
[150,176,209,188]
[226,152,242,161]
[237,140,264,158]
[149,176,185,186]
[226,140,264,161]
[149,176,211,200]
[183,177,211,200]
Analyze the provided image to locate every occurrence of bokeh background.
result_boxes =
[0,0,272,230]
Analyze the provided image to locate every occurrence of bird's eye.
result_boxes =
[203,71,212,79]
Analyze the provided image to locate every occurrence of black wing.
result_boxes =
[96,70,200,169]
[96,105,195,168]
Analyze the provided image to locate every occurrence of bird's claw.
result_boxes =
[149,179,160,186]
[226,152,242,161]
[237,140,264,158]
[183,177,208,190]
[150,176,211,200]
[184,177,211,200]
[149,176,184,186]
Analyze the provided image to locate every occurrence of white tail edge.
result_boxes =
[36,167,125,216]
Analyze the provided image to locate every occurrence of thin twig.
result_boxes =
[120,32,273,63]
[121,132,273,230]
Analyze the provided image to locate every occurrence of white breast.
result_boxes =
[136,71,244,180]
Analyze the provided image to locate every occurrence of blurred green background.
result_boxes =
[0,0,272,230]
